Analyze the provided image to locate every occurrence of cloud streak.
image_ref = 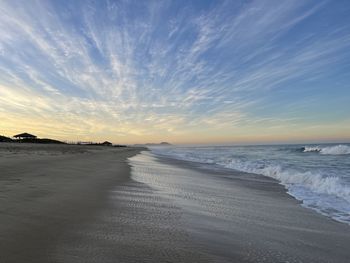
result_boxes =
[0,0,349,143]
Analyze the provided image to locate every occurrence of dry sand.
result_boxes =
[0,143,143,262]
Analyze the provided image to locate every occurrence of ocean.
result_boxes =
[147,143,350,225]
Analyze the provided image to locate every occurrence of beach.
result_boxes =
[0,143,143,262]
[1,144,350,262]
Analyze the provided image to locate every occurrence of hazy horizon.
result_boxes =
[1,0,349,144]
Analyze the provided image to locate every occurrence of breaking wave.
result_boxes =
[302,146,321,152]
[221,159,350,224]
[302,144,350,155]
[223,159,350,202]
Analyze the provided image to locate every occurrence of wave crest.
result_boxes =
[302,146,321,152]
[302,145,350,155]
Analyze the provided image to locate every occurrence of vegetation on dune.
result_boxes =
[0,135,65,144]
[19,138,66,144]
[0,135,13,142]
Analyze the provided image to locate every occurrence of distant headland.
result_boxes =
[133,142,172,147]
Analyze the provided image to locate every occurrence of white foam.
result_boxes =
[223,159,350,202]
[303,144,350,155]
[320,145,350,155]
[221,158,350,224]
[303,146,321,152]
[222,158,350,224]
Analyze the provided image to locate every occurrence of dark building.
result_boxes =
[13,133,37,140]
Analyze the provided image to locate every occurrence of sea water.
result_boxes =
[150,144,350,225]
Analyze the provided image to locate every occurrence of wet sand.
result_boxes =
[1,144,350,262]
[128,151,350,263]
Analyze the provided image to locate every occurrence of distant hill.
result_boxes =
[134,142,172,147]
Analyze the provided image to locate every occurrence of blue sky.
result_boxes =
[0,0,349,144]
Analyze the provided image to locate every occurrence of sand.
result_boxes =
[1,144,350,263]
[0,143,143,262]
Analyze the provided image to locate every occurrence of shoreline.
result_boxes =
[129,151,350,262]
[150,145,350,226]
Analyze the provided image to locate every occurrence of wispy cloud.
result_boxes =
[0,0,349,143]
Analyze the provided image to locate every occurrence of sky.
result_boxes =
[0,0,350,144]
